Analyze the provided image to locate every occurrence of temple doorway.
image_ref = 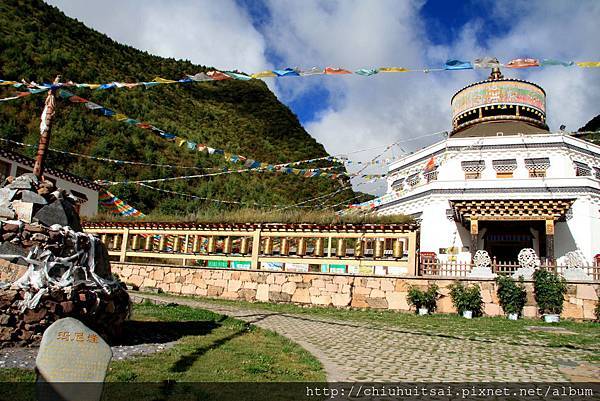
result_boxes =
[482,221,543,262]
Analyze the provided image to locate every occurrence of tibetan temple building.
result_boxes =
[377,68,600,264]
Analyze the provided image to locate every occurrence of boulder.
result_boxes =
[34,200,82,232]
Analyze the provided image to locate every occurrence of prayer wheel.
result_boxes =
[393,239,404,258]
[280,238,290,256]
[144,235,153,251]
[173,236,181,252]
[296,238,307,256]
[192,235,201,253]
[112,235,121,250]
[336,239,346,257]
[240,237,249,255]
[131,235,140,251]
[354,239,364,257]
[207,237,216,253]
[263,237,273,255]
[223,237,232,254]
[374,239,384,258]
[314,238,324,257]
[100,234,108,246]
[158,235,167,252]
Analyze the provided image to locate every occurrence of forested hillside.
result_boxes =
[0,0,364,215]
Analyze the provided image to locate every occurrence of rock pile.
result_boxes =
[0,173,130,347]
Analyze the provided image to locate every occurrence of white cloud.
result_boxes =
[260,0,600,194]
[44,0,270,72]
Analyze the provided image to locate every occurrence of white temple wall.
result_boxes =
[556,197,598,262]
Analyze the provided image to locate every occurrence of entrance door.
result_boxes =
[483,222,536,262]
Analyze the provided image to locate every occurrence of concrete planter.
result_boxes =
[544,314,560,323]
[462,310,473,319]
[418,307,429,316]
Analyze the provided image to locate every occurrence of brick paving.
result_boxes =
[133,292,598,382]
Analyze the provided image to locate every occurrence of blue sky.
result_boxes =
[45,0,600,194]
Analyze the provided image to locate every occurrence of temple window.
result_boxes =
[492,159,517,178]
[391,177,405,190]
[406,173,420,186]
[525,157,550,178]
[573,161,591,176]
[593,167,600,180]
[0,160,10,182]
[461,160,485,180]
[424,170,438,183]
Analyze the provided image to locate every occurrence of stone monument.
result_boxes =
[36,317,111,401]
[0,174,130,347]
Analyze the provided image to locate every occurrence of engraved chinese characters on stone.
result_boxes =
[36,318,112,401]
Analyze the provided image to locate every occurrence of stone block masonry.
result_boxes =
[112,263,599,320]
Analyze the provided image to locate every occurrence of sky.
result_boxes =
[45,0,600,195]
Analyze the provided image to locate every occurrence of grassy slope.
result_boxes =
[0,0,364,215]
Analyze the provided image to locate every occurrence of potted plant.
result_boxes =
[496,275,527,320]
[407,284,439,315]
[533,269,567,323]
[449,281,483,318]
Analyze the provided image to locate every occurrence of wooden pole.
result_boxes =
[33,75,61,178]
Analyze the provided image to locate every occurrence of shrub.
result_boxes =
[407,284,439,313]
[532,269,567,315]
[449,281,484,317]
[496,275,527,316]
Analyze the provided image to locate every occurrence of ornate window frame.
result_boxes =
[492,159,517,178]
[525,157,550,178]
[461,160,485,179]
[573,161,591,177]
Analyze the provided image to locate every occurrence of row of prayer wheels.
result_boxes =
[262,237,404,258]
[101,234,405,258]
[102,234,251,255]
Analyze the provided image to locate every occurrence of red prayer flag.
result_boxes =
[505,58,540,68]
[324,67,352,75]
[424,156,436,173]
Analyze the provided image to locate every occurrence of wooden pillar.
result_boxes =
[251,229,261,270]
[470,219,479,259]
[545,219,555,262]
[33,76,61,178]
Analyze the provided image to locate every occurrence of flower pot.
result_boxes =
[507,313,519,321]
[544,314,560,323]
[462,310,473,319]
[418,307,429,316]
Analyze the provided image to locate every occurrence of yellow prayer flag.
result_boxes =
[177,138,187,147]
[576,62,600,68]
[378,67,409,73]
[153,77,178,83]
[87,84,101,89]
[114,113,128,121]
[251,70,276,78]
[0,81,18,86]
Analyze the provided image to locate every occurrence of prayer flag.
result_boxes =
[505,58,540,68]
[355,68,378,76]
[472,57,500,68]
[378,67,409,73]
[444,60,473,70]
[273,68,300,77]
[576,61,600,68]
[541,59,574,67]
[324,67,352,75]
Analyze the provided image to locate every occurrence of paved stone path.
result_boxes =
[133,293,599,382]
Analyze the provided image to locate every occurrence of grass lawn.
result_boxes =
[146,292,600,360]
[0,302,325,385]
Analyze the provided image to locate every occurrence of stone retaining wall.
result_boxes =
[112,263,599,320]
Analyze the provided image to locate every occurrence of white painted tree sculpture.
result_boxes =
[562,250,592,281]
[467,250,496,278]
[512,248,540,280]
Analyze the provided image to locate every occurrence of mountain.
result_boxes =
[577,115,600,144]
[0,0,365,215]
